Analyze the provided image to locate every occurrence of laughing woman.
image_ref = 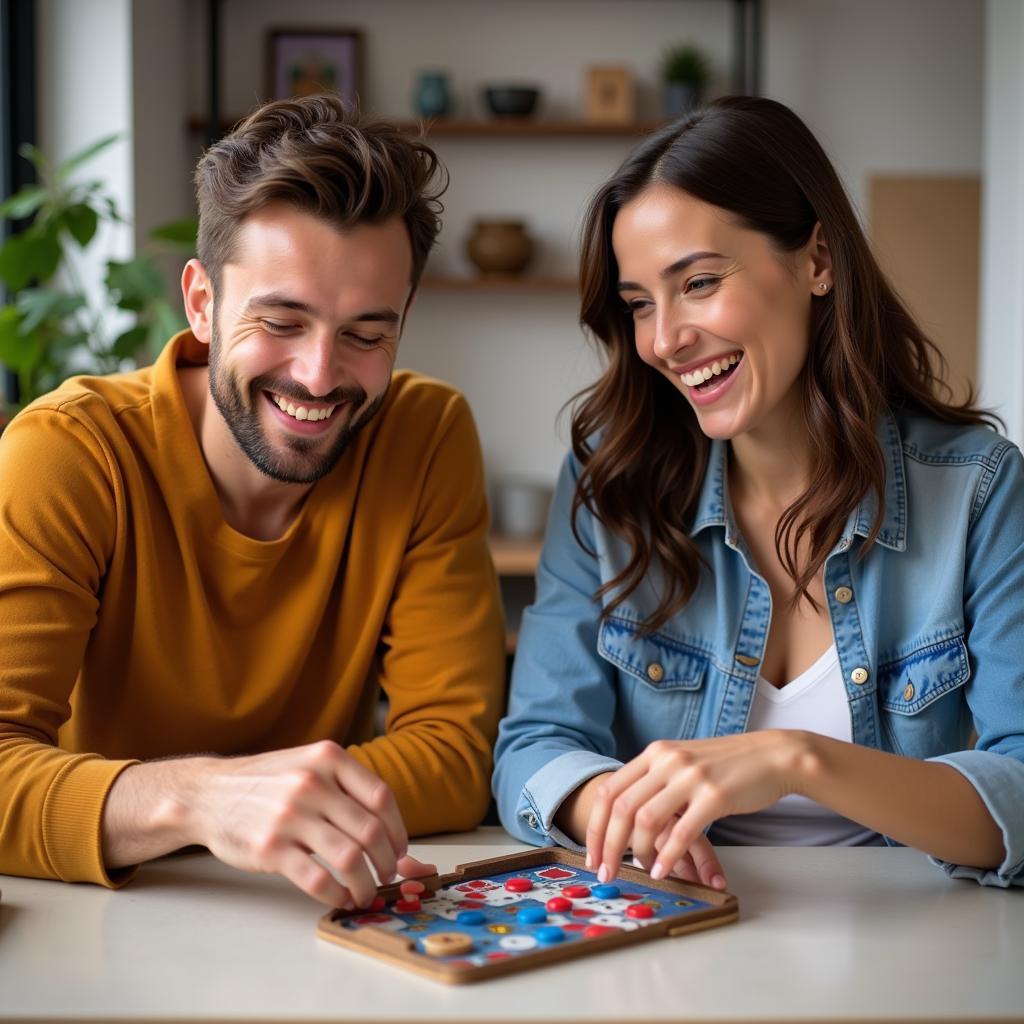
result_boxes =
[493,97,1024,890]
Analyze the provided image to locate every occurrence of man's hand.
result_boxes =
[585,730,809,886]
[103,741,435,907]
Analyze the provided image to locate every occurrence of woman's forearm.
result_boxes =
[797,732,1005,868]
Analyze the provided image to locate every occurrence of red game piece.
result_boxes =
[625,903,654,919]
[486,951,513,961]
[562,884,591,898]
[583,924,622,938]
[505,876,533,892]
[570,907,595,918]
[622,892,643,901]
[563,923,587,932]
[369,896,386,912]
[546,896,572,913]
[400,879,426,896]
[394,896,421,913]
[457,900,485,909]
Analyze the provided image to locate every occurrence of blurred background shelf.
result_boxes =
[420,274,577,292]
[488,534,543,577]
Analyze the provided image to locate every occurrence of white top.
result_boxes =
[712,644,879,847]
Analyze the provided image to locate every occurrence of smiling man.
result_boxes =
[0,96,506,906]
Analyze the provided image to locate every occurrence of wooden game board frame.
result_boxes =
[316,847,739,984]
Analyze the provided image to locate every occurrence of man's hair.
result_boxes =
[194,94,446,289]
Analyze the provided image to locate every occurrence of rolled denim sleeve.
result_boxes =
[493,453,623,847]
[930,443,1024,887]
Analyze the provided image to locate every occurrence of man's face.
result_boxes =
[207,203,413,484]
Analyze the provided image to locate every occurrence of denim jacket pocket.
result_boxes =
[877,634,971,757]
[597,617,709,741]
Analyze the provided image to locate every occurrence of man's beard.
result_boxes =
[207,321,387,484]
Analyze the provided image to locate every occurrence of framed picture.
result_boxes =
[267,28,363,106]
[585,66,635,124]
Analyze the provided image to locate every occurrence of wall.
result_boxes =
[37,0,134,323]
[979,0,1024,444]
[54,0,991,480]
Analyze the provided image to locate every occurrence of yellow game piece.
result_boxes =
[422,931,474,957]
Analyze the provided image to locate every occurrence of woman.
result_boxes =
[493,96,1023,891]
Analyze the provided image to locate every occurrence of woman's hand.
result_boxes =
[585,730,811,885]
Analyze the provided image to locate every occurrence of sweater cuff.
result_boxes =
[42,755,140,886]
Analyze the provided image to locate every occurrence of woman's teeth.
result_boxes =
[271,394,336,422]
[681,353,740,388]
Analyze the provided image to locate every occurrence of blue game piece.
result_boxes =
[456,910,486,926]
[516,906,548,925]
[536,925,565,944]
[592,883,621,900]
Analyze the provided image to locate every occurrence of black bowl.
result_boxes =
[483,86,540,118]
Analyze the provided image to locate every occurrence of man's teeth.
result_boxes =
[682,354,740,388]
[271,395,336,422]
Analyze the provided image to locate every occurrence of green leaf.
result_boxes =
[150,217,198,249]
[0,235,35,290]
[146,299,187,352]
[63,203,100,247]
[106,258,164,312]
[103,196,125,224]
[0,185,47,221]
[55,133,122,179]
[0,308,43,374]
[17,142,49,176]
[22,228,63,284]
[15,288,87,334]
[111,324,148,359]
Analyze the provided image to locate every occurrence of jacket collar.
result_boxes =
[690,412,907,552]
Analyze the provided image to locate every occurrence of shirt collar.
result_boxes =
[690,412,907,552]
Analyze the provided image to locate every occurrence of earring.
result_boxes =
[818,282,829,293]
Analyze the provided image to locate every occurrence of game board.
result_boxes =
[316,847,738,984]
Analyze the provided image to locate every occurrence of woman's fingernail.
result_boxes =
[597,864,610,883]
[585,852,593,869]
[650,862,667,880]
[712,874,726,889]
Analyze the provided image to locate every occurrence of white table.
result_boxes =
[1,828,1022,1022]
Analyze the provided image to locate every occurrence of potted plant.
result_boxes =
[659,43,710,117]
[0,134,194,429]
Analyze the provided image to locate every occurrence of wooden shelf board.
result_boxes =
[420,274,577,292]
[188,116,664,139]
[393,118,666,138]
[489,534,542,576]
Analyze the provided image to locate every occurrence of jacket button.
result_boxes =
[834,586,853,604]
[646,662,665,682]
[735,653,759,667]
[903,682,915,701]
[525,812,538,829]
[850,667,870,685]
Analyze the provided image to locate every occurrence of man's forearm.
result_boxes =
[102,757,211,868]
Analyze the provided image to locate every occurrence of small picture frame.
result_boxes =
[267,28,363,106]
[585,66,635,124]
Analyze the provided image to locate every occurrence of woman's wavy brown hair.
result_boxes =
[573,95,998,634]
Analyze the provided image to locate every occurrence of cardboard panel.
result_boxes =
[869,176,980,404]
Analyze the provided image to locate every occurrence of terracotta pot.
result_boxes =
[466,220,533,275]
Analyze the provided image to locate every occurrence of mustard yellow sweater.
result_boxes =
[0,332,506,885]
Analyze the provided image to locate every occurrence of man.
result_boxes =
[0,96,506,907]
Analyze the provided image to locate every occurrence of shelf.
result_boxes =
[420,274,577,292]
[187,116,665,139]
[391,118,666,138]
[489,534,542,576]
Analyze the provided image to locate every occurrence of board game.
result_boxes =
[316,847,738,984]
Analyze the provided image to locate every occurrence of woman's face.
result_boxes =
[612,183,830,443]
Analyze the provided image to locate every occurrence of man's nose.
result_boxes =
[290,331,337,397]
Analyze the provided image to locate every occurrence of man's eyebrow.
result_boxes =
[617,250,726,292]
[244,294,400,324]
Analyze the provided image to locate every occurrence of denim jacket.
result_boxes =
[493,411,1024,887]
